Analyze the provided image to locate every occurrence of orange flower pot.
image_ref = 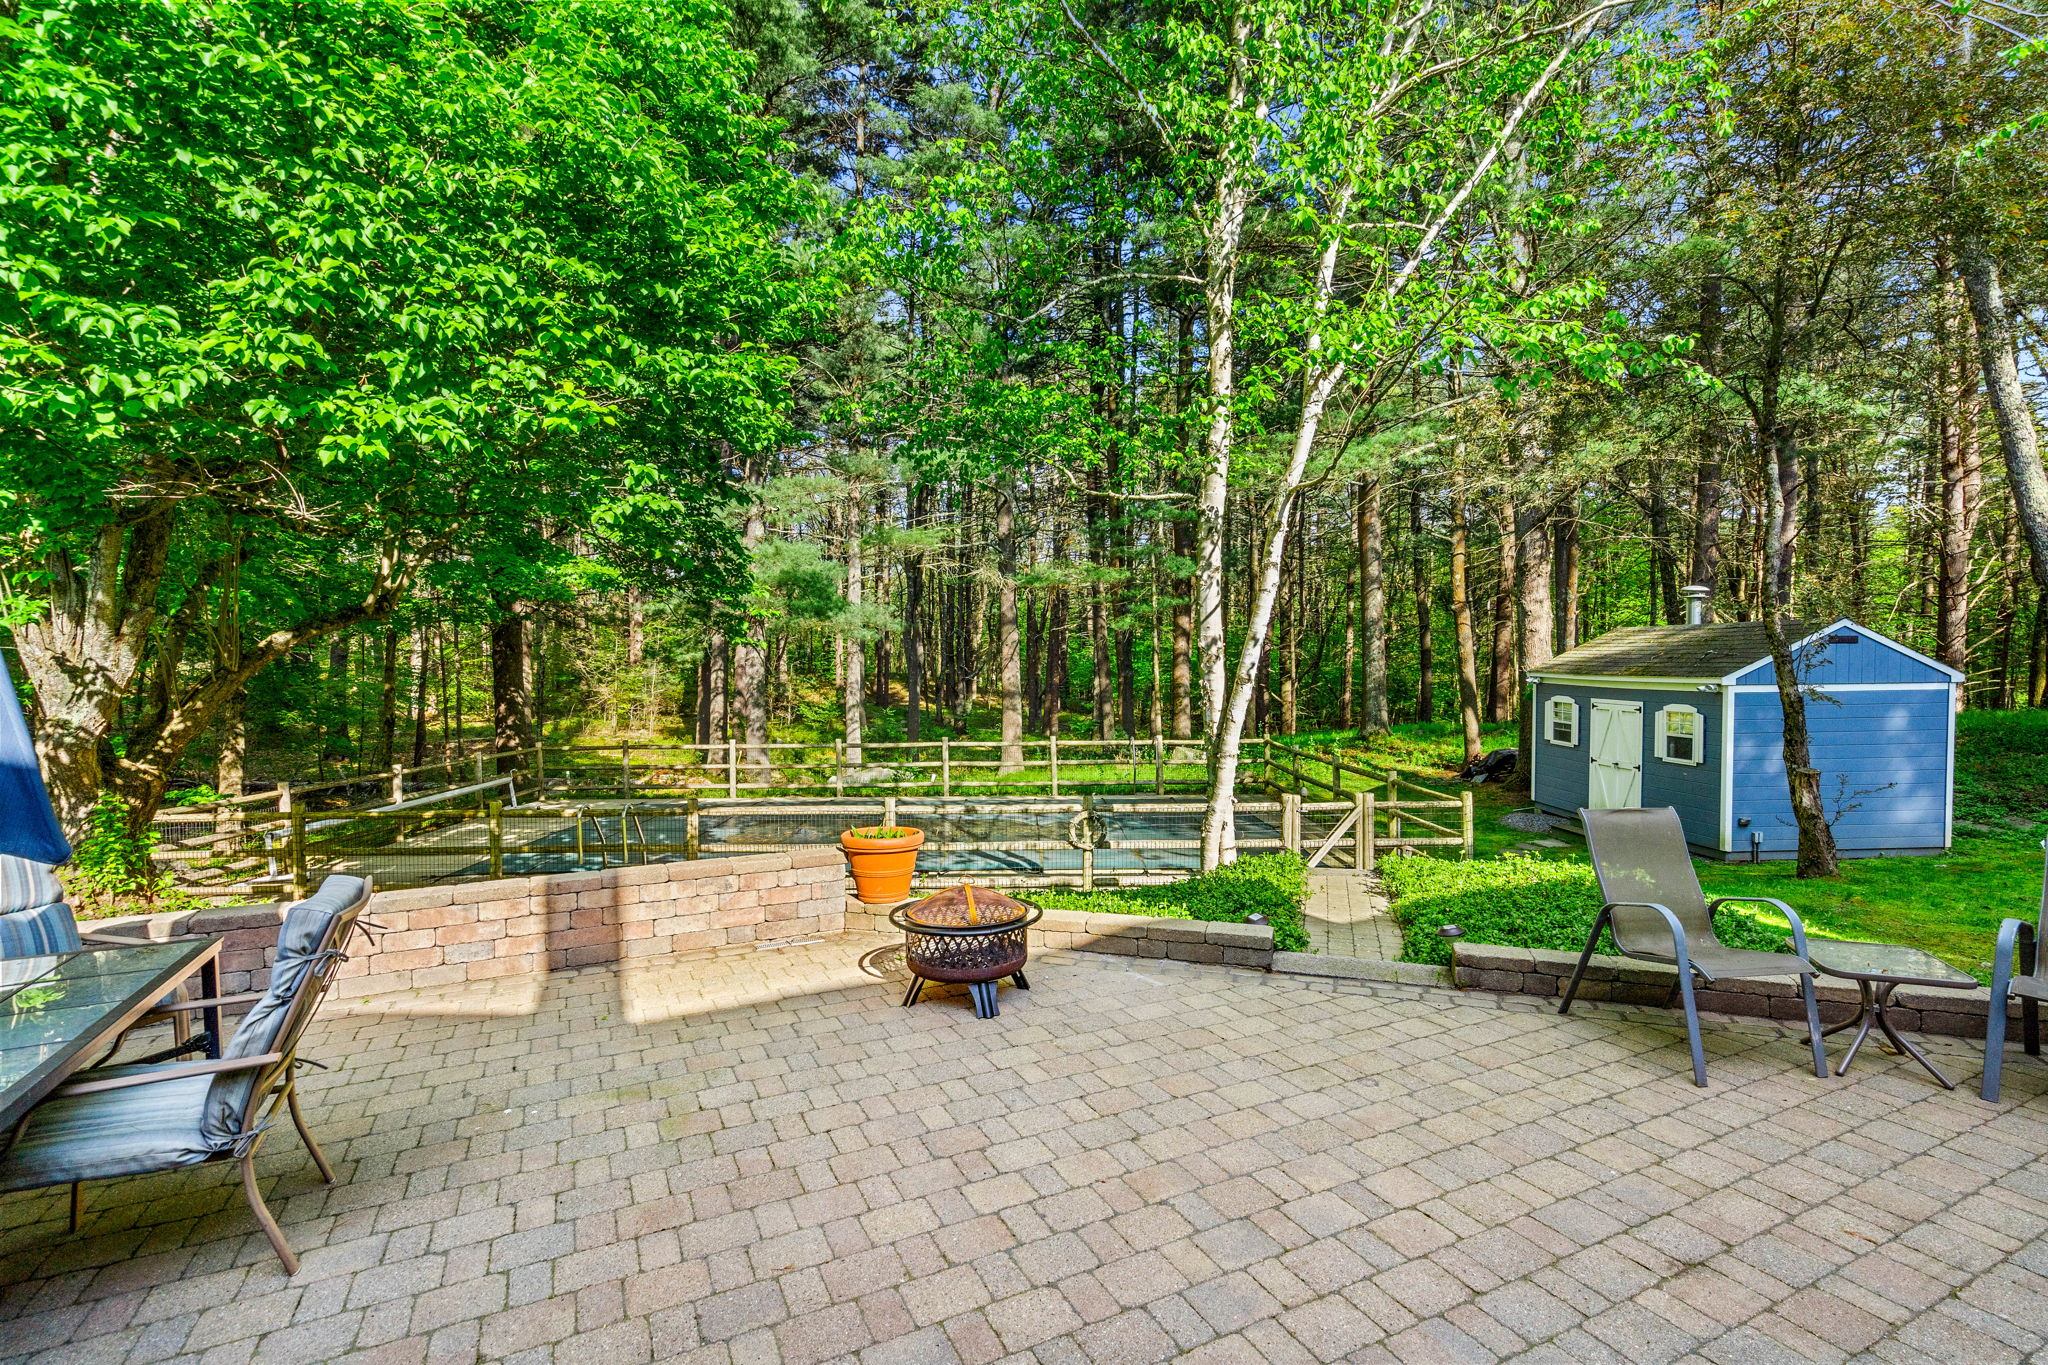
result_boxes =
[841,826,926,904]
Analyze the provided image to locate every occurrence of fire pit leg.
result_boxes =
[1011,971,1030,990]
[902,979,924,1007]
[968,981,999,1019]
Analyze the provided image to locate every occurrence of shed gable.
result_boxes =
[1726,622,1955,687]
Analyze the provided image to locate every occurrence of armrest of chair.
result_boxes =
[1708,895,1811,958]
[54,1052,284,1098]
[143,991,265,1014]
[1991,918,2036,1000]
[1602,901,1692,966]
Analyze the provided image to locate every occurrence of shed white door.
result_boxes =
[1587,700,1643,809]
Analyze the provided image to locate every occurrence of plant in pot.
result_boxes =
[841,824,925,904]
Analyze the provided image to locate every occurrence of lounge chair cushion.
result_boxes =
[0,1074,219,1192]
[200,875,366,1148]
[0,856,65,917]
[0,902,82,958]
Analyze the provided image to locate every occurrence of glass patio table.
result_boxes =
[0,939,221,1133]
[1793,938,1980,1089]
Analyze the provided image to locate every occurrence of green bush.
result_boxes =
[1034,853,1310,953]
[1380,852,1789,966]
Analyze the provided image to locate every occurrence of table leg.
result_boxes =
[200,956,222,1060]
[1870,982,1955,1089]
[1833,981,1879,1077]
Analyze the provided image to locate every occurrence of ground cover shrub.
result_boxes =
[1034,852,1310,952]
[1381,852,1789,967]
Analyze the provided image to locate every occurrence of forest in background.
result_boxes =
[6,0,2048,873]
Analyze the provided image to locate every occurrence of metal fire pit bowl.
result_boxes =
[889,883,1042,1019]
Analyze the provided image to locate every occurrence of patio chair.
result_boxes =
[0,854,193,1053]
[1561,807,1829,1087]
[1979,840,2047,1102]
[0,874,372,1274]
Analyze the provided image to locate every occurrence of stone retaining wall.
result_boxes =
[1453,941,2007,1038]
[843,901,1275,969]
[92,849,848,998]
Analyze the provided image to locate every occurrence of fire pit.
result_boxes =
[889,882,1042,1019]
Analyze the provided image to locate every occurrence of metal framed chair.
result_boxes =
[1980,840,2046,1102]
[0,874,372,1273]
[1562,807,1829,1087]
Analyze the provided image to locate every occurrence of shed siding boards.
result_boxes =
[1530,619,1959,860]
[1728,632,1952,687]
[1532,681,1725,851]
[1730,687,1953,855]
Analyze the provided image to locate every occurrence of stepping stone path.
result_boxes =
[1302,870,1404,960]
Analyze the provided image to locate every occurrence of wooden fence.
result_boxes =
[153,735,1474,898]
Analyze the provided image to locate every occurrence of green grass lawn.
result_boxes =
[1334,712,2048,983]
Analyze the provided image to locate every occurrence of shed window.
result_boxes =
[1656,705,1702,765]
[1546,697,1580,746]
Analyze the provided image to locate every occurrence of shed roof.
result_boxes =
[1535,621,1819,679]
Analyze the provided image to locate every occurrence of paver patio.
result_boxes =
[3,931,2047,1365]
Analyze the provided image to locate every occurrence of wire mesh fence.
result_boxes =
[152,737,1474,899]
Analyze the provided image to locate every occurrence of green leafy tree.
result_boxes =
[0,0,825,835]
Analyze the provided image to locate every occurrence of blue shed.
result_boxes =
[1526,616,1960,860]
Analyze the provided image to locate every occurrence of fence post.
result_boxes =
[288,806,308,901]
[1461,790,1475,860]
[473,751,486,784]
[726,741,738,798]
[1328,749,1343,797]
[1387,776,1402,845]
[276,780,293,816]
[1048,734,1060,798]
[1153,733,1166,795]
[941,737,952,797]
[1081,793,1095,891]
[686,797,701,860]
[388,764,405,804]
[1282,792,1302,854]
[487,800,504,879]
[883,795,898,832]
[1354,791,1373,873]
[535,744,547,791]
[620,742,631,797]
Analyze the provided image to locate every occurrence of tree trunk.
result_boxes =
[409,624,429,766]
[378,627,399,766]
[1555,511,1581,651]
[1486,495,1519,724]
[1201,182,1349,866]
[1411,487,1435,723]
[843,501,866,767]
[996,484,1024,771]
[1356,475,1390,735]
[904,490,927,744]
[1761,419,1838,877]
[1194,24,1262,742]
[216,688,247,799]
[489,611,533,775]
[325,636,352,761]
[1690,273,1726,611]
[1935,256,1984,674]
[1170,516,1195,738]
[1958,237,2048,590]
[734,495,772,777]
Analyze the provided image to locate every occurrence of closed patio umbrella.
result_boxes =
[0,649,71,865]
